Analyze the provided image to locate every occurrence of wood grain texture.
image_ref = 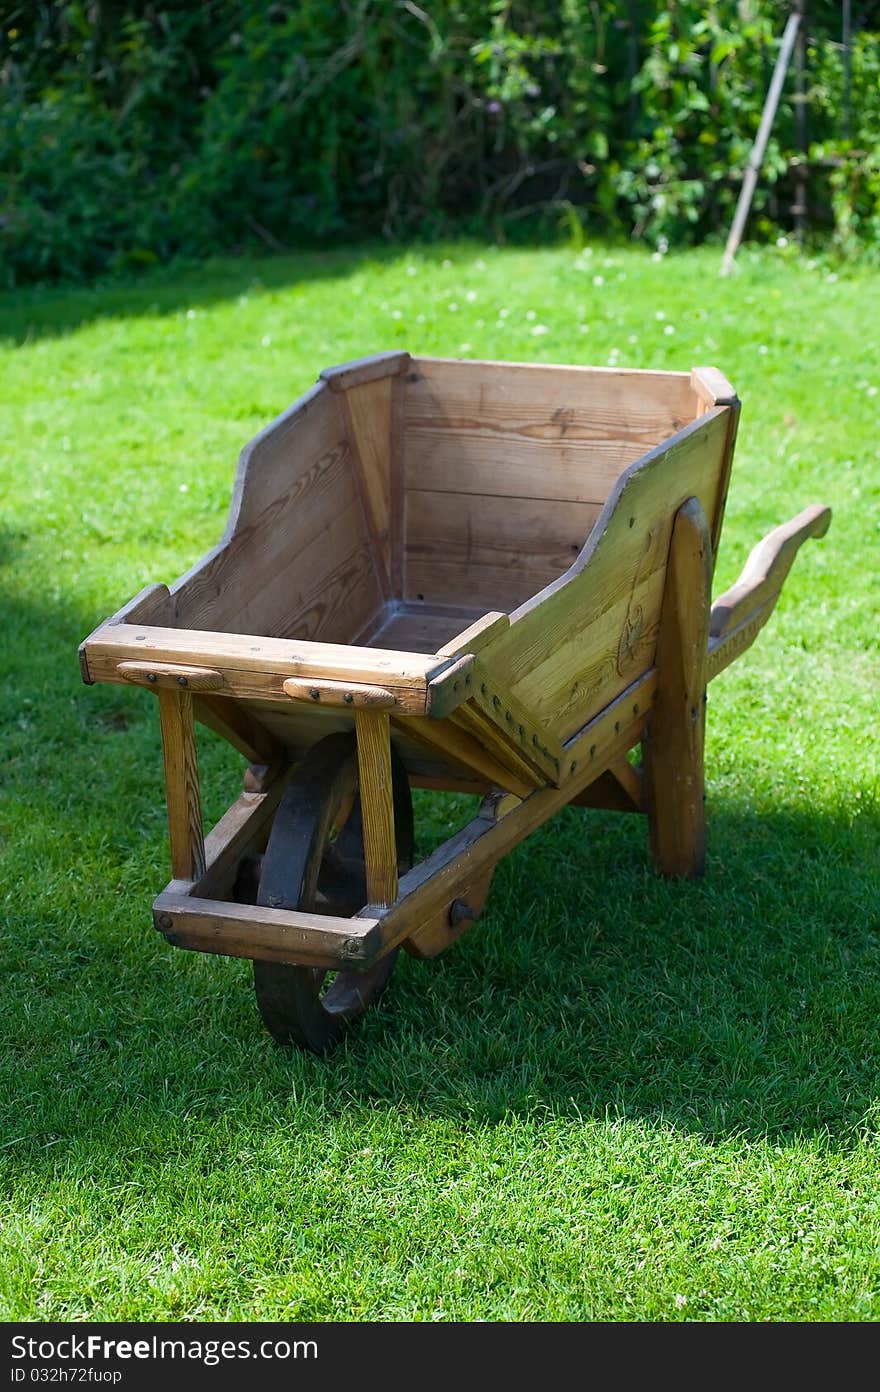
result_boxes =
[436,611,510,657]
[709,503,831,638]
[393,713,533,798]
[404,489,601,609]
[491,407,730,741]
[157,687,205,881]
[117,661,223,691]
[643,498,712,878]
[162,383,383,643]
[283,678,397,709]
[355,710,398,907]
[343,375,393,593]
[405,358,696,502]
[82,623,441,709]
[320,350,411,393]
[153,893,381,969]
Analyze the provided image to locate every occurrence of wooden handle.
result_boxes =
[709,503,831,639]
[117,661,224,691]
[283,678,397,709]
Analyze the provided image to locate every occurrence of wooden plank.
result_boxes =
[492,408,730,742]
[284,678,397,710]
[156,688,205,882]
[81,623,442,711]
[393,713,533,799]
[342,376,393,594]
[117,661,223,691]
[405,358,695,504]
[389,372,406,598]
[153,893,382,969]
[79,583,172,682]
[405,558,543,613]
[164,384,382,642]
[440,657,564,785]
[436,611,510,658]
[425,654,476,719]
[691,365,738,413]
[642,498,712,878]
[355,710,398,907]
[320,350,411,394]
[450,704,550,789]
[222,499,382,645]
[404,489,602,608]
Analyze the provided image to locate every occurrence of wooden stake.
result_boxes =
[720,11,801,276]
[157,688,205,882]
[355,710,398,907]
[643,498,712,878]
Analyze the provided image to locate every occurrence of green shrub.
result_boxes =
[0,0,877,284]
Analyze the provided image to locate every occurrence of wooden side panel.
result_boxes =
[405,490,602,610]
[166,382,383,643]
[404,358,695,501]
[402,357,695,611]
[490,408,731,742]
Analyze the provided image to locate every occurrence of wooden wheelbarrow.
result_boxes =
[80,352,831,1053]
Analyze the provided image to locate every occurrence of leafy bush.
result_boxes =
[1,0,877,284]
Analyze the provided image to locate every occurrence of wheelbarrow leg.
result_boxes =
[156,686,206,882]
[643,497,712,879]
[355,709,398,907]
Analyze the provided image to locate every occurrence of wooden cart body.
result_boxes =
[80,352,830,985]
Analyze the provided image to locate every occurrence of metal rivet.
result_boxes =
[157,913,172,931]
[481,683,487,695]
[628,517,635,528]
[177,675,188,688]
[135,634,146,642]
[493,694,501,708]
[147,672,157,684]
[344,692,354,704]
[570,760,577,773]
[309,688,320,701]
[614,721,620,733]
[506,710,513,723]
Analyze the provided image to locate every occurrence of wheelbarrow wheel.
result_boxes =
[252,732,413,1054]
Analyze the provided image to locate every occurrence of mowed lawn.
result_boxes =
[0,242,878,1321]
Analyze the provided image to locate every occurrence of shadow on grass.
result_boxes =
[0,550,877,1166]
[0,242,422,347]
[2,580,878,1160]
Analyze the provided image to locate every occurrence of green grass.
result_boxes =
[1,240,878,1322]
